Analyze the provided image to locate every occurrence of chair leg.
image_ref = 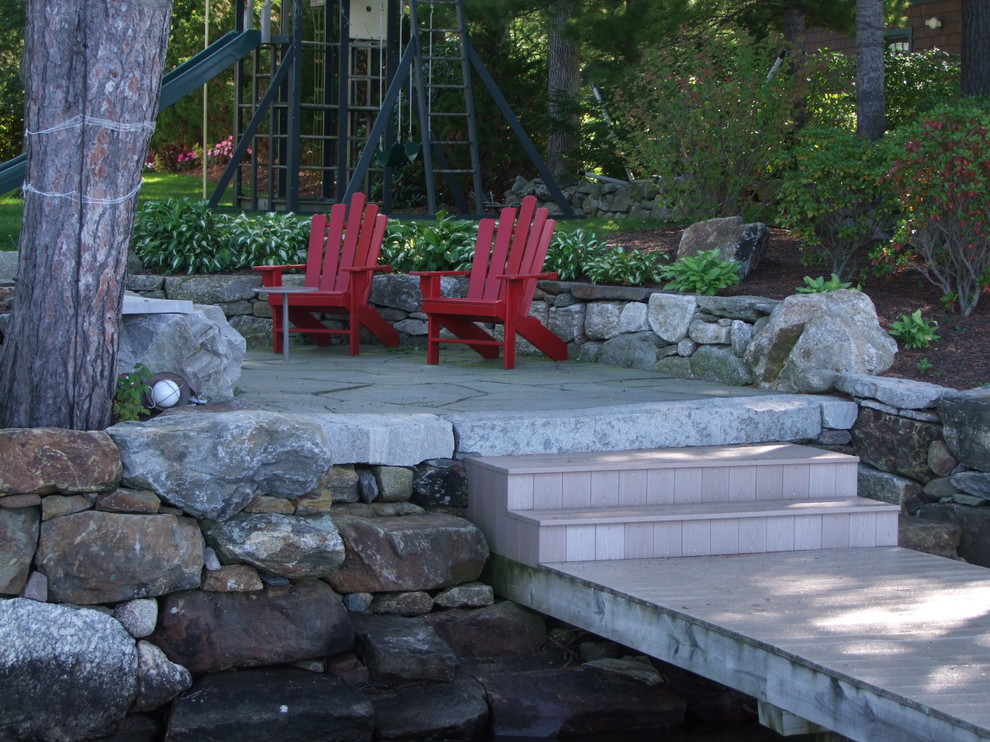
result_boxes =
[503,320,516,370]
[426,316,441,364]
[517,316,568,361]
[356,307,401,349]
[272,305,283,354]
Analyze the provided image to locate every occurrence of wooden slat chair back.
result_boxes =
[414,195,567,369]
[254,192,400,355]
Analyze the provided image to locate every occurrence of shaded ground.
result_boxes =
[611,228,990,391]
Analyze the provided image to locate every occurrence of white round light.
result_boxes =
[151,379,182,408]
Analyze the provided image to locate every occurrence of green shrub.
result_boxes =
[132,198,310,274]
[584,247,665,287]
[661,249,740,295]
[132,198,234,274]
[613,28,799,222]
[545,229,610,281]
[229,211,310,267]
[806,49,961,132]
[795,274,856,294]
[112,364,152,423]
[879,101,990,315]
[889,310,940,349]
[381,212,477,273]
[776,126,898,280]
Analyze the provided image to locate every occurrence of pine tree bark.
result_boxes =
[547,0,580,180]
[856,0,885,141]
[0,0,172,430]
[961,0,990,96]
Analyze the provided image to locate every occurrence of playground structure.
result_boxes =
[215,0,570,216]
[0,0,570,218]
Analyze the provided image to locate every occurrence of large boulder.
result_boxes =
[36,511,203,604]
[164,669,375,742]
[851,407,943,484]
[351,614,459,683]
[118,304,245,402]
[150,581,352,674]
[134,640,192,712]
[916,503,990,568]
[108,410,332,521]
[745,290,897,392]
[371,678,489,741]
[479,665,686,738]
[0,599,138,742]
[425,601,548,659]
[203,512,345,578]
[0,428,120,496]
[939,386,990,471]
[677,216,769,279]
[325,512,489,593]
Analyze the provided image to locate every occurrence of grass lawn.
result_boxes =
[0,172,231,251]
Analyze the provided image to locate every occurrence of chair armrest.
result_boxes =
[341,265,394,274]
[253,263,305,287]
[495,271,559,281]
[413,270,471,299]
[409,270,471,277]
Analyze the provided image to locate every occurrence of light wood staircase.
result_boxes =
[465,443,899,566]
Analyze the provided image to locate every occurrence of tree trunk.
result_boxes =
[961,0,990,96]
[547,0,581,180]
[856,0,885,141]
[0,0,172,430]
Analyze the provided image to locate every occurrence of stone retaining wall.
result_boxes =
[504,175,676,220]
[0,421,702,741]
[118,272,990,566]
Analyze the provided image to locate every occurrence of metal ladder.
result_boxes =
[409,0,484,214]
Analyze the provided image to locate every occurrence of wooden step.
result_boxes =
[505,497,899,564]
[467,443,860,511]
[465,443,895,567]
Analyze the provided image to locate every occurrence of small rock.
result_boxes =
[434,583,495,609]
[94,488,161,514]
[114,598,159,638]
[370,591,434,616]
[343,592,374,613]
[41,494,92,520]
[202,565,264,592]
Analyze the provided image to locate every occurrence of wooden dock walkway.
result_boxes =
[490,548,990,742]
[468,444,990,741]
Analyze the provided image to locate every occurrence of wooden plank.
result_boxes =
[467,443,858,476]
[509,497,899,525]
[489,549,990,742]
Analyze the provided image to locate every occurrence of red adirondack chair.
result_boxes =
[253,193,400,355]
[414,195,568,369]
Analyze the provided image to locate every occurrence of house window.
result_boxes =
[887,27,912,52]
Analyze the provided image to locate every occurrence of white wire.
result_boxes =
[22,181,143,205]
[24,114,155,136]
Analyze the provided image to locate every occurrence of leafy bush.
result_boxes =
[613,28,800,222]
[776,127,898,280]
[795,274,856,294]
[805,49,961,132]
[889,310,940,349]
[879,102,990,315]
[661,249,740,295]
[380,212,477,273]
[545,229,610,281]
[132,198,234,274]
[584,247,666,287]
[113,364,152,423]
[132,198,310,274]
[228,211,310,267]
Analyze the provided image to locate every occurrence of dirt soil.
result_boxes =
[610,228,990,391]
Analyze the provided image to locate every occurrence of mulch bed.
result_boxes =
[609,228,990,391]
